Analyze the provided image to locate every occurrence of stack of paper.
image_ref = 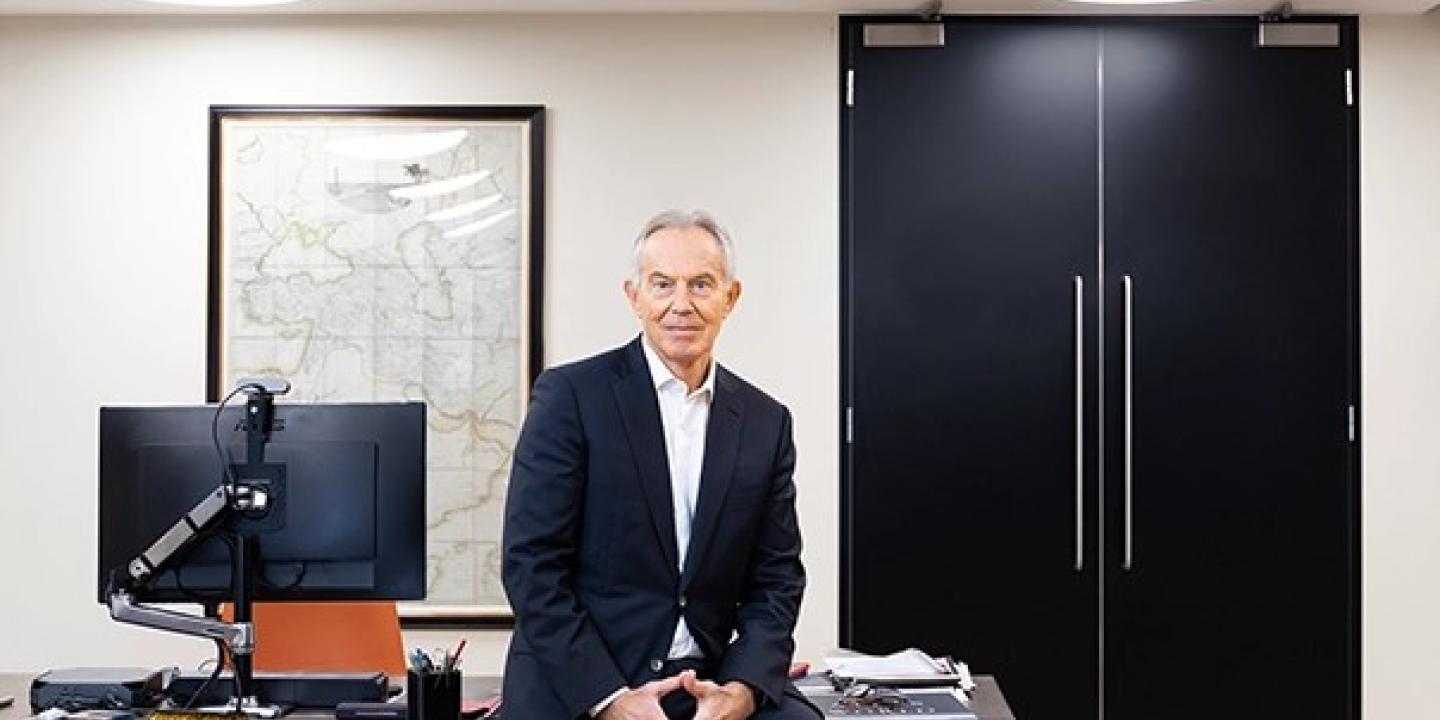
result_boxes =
[825,648,946,676]
[824,648,976,692]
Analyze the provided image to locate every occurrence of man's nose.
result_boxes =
[668,286,696,313]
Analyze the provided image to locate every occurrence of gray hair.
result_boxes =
[631,209,737,282]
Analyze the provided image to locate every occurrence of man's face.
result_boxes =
[624,225,742,370]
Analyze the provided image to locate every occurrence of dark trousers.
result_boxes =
[655,660,822,720]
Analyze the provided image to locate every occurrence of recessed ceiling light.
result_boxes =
[136,0,307,8]
[1064,0,1202,4]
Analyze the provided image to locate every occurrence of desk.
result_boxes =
[0,673,1014,720]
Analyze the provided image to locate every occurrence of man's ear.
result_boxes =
[623,278,641,314]
[725,279,743,313]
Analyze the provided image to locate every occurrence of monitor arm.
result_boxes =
[108,590,253,651]
[105,380,288,718]
[107,486,253,651]
[105,483,275,716]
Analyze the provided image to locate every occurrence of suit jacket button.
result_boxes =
[651,658,664,672]
[679,594,688,608]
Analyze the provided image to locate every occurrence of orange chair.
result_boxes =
[222,601,407,677]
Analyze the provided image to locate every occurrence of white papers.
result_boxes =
[825,647,948,677]
[824,648,977,693]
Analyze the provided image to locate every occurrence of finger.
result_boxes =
[692,700,724,720]
[681,671,718,697]
[621,693,669,720]
[641,701,672,720]
[644,672,686,695]
[680,670,702,696]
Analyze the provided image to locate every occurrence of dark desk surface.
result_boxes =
[0,672,1014,720]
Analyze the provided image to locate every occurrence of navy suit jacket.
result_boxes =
[501,337,806,718]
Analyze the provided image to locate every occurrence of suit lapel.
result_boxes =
[613,338,681,581]
[681,368,744,590]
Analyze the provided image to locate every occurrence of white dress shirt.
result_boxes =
[590,338,715,716]
[641,337,714,662]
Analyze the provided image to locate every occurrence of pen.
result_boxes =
[410,648,432,673]
[448,639,468,672]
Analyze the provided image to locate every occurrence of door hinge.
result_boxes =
[1348,404,1356,443]
[846,69,855,107]
[1345,69,1354,107]
[846,406,854,444]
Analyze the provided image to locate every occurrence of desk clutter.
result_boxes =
[29,669,170,715]
[796,648,978,719]
[21,654,499,720]
[18,649,978,720]
[26,669,386,717]
[404,646,463,720]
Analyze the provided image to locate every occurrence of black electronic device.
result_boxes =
[170,673,389,709]
[96,390,426,716]
[335,700,408,720]
[29,668,171,713]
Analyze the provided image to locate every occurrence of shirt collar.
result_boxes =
[641,335,716,402]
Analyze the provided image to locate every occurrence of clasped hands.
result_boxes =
[599,670,756,720]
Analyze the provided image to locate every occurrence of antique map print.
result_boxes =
[216,116,532,614]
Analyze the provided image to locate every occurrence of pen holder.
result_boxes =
[407,669,462,720]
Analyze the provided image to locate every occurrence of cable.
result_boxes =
[209,381,271,715]
[233,655,243,716]
[211,384,256,496]
[182,640,228,710]
[210,383,279,714]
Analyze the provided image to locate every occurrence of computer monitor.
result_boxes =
[97,401,427,605]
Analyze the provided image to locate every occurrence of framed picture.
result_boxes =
[207,105,544,625]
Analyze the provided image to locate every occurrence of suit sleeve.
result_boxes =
[715,406,806,708]
[502,369,628,718]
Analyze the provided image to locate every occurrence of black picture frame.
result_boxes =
[207,105,545,626]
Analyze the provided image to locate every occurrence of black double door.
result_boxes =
[843,17,1356,720]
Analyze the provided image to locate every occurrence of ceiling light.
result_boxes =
[426,194,504,223]
[390,170,492,200]
[1064,0,1201,4]
[136,0,307,7]
[444,209,517,239]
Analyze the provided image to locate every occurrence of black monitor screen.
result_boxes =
[97,402,426,604]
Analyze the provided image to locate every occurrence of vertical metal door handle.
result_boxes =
[1123,274,1134,572]
[1074,275,1084,573]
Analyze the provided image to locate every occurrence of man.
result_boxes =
[501,210,816,720]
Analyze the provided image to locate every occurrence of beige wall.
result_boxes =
[0,14,838,675]
[1360,12,1440,720]
[2,11,1438,717]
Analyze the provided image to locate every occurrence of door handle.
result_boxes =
[1123,274,1134,572]
[1074,275,1084,573]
